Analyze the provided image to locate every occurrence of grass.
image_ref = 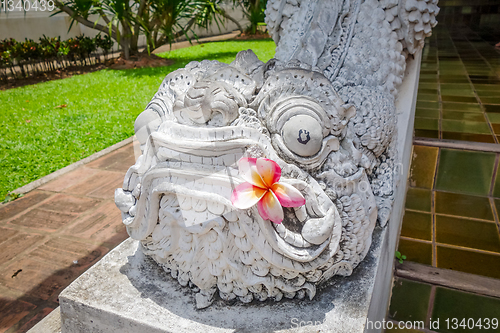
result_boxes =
[0,39,275,199]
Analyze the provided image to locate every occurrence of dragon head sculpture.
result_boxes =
[115,0,438,309]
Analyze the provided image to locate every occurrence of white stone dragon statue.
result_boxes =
[115,0,438,309]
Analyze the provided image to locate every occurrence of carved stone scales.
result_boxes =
[115,0,439,309]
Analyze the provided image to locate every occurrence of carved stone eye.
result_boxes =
[281,114,323,157]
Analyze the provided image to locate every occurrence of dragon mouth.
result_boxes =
[117,122,342,264]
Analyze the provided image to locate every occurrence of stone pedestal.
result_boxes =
[61,235,382,333]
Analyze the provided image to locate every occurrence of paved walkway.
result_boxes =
[0,142,135,333]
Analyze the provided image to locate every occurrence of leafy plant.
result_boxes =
[52,0,235,59]
[2,192,24,204]
[0,34,114,79]
[395,251,407,264]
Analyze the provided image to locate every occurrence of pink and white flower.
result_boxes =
[231,157,306,224]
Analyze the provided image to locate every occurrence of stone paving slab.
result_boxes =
[0,142,134,333]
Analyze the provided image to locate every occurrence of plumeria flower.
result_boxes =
[231,157,306,224]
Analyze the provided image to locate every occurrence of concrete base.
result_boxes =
[29,52,420,333]
[59,235,383,333]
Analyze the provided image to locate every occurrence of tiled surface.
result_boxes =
[435,149,495,196]
[405,188,432,212]
[436,246,500,280]
[397,239,433,266]
[389,9,500,333]
[388,278,432,323]
[401,211,432,241]
[434,191,494,221]
[401,144,500,279]
[0,144,133,332]
[435,215,500,253]
[431,287,500,333]
[415,26,500,144]
[388,277,500,333]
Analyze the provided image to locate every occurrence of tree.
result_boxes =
[53,0,234,59]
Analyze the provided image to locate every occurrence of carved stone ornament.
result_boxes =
[115,0,439,309]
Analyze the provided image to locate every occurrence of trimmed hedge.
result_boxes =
[0,34,114,79]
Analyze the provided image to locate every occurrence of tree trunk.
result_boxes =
[130,34,138,54]
[132,0,148,52]
[220,10,243,34]
[122,40,130,60]
[121,19,136,60]
[130,33,140,56]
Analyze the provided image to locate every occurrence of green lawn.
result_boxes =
[0,39,275,199]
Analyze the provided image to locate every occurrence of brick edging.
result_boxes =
[9,136,133,197]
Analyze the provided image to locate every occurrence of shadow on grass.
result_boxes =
[111,37,276,79]
[200,38,273,43]
[107,63,187,79]
[110,50,249,79]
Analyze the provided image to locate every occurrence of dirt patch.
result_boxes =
[0,63,108,91]
[0,54,174,91]
[232,31,271,40]
[109,53,173,70]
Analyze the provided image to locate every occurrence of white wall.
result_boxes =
[0,4,248,51]
[0,10,82,41]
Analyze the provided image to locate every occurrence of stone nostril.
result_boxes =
[179,82,244,126]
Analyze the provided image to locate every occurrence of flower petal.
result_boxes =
[259,190,284,224]
[238,157,266,188]
[256,158,281,187]
[272,183,306,207]
[231,183,267,209]
[257,198,269,221]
